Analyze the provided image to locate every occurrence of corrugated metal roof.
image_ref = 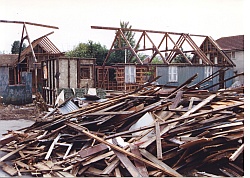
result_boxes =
[15,34,61,64]
[39,37,61,54]
[58,100,79,114]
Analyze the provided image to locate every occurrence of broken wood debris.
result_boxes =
[0,76,244,177]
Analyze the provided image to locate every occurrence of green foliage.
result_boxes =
[151,56,164,64]
[111,21,137,64]
[172,53,192,63]
[172,48,192,63]
[65,21,137,65]
[66,40,108,65]
[11,41,26,54]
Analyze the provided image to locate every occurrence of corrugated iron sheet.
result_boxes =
[58,100,79,114]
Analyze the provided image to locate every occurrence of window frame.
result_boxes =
[204,66,213,79]
[169,66,178,82]
[125,65,136,83]
[80,66,91,79]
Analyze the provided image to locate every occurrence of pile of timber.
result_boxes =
[0,75,244,177]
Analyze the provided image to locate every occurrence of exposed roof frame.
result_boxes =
[0,20,59,29]
[101,29,143,65]
[207,36,236,66]
[92,26,234,66]
[165,33,193,64]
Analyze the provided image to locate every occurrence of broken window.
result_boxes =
[125,65,136,83]
[169,66,178,82]
[80,67,90,79]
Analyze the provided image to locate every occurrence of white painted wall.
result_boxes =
[232,51,244,85]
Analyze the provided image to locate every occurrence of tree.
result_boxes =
[65,40,108,66]
[172,48,192,63]
[11,41,26,54]
[110,21,137,64]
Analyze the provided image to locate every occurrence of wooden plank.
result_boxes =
[45,133,61,160]
[179,138,213,149]
[85,110,135,116]
[229,144,244,161]
[113,150,142,177]
[130,144,148,177]
[15,160,29,170]
[140,149,182,177]
[33,162,51,170]
[81,151,114,167]
[79,143,109,158]
[1,163,17,176]
[101,158,120,175]
[78,166,89,176]
[182,94,217,118]
[0,134,17,146]
[66,121,183,177]
[115,167,121,177]
[43,173,53,177]
[58,171,74,177]
[155,120,162,160]
[0,144,26,162]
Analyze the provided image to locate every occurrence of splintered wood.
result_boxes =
[0,78,244,177]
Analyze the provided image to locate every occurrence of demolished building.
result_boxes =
[92,26,239,92]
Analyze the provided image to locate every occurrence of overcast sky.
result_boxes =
[0,0,245,53]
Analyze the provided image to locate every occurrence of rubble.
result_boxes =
[0,74,244,177]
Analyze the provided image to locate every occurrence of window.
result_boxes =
[125,65,136,83]
[205,66,213,78]
[80,67,90,79]
[169,66,178,82]
[214,57,218,64]
[231,51,236,60]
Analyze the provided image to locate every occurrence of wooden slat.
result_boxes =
[113,150,142,177]
[155,120,162,160]
[130,144,149,177]
[140,149,182,177]
[79,143,109,158]
[66,121,183,177]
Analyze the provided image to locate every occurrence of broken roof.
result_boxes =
[15,33,62,64]
[216,35,244,51]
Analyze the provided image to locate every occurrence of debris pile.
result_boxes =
[0,75,244,177]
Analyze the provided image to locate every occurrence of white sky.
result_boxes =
[0,0,245,53]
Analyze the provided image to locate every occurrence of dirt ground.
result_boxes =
[0,103,41,121]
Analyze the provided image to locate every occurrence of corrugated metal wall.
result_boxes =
[156,66,234,91]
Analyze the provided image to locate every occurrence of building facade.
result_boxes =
[216,35,244,85]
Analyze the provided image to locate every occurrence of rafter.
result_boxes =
[92,25,234,66]
[0,20,59,29]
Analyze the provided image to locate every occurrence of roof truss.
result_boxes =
[91,26,234,66]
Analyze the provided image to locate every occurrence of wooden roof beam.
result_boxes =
[118,29,143,64]
[183,34,213,65]
[207,36,236,66]
[91,25,207,37]
[165,34,192,65]
[144,32,167,64]
[0,20,59,29]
